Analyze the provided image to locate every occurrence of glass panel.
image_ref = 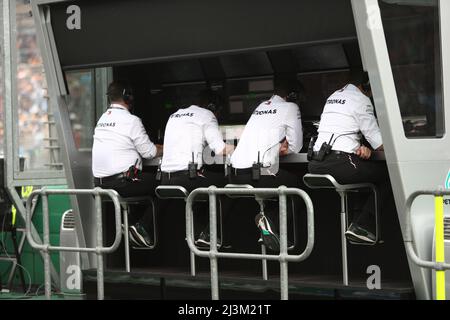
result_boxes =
[16,0,61,170]
[293,44,349,72]
[160,59,204,84]
[225,77,274,124]
[220,52,273,78]
[379,0,443,138]
[65,70,95,150]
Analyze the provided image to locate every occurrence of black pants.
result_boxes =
[229,169,298,188]
[95,171,158,230]
[228,168,298,233]
[161,170,227,232]
[161,171,226,192]
[308,152,390,230]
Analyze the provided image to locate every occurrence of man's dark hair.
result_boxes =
[107,81,133,103]
[195,89,224,113]
[274,75,303,103]
[349,69,370,86]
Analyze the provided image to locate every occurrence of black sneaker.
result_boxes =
[129,230,144,247]
[130,222,153,247]
[255,214,280,252]
[345,223,376,244]
[195,230,231,249]
[122,224,143,247]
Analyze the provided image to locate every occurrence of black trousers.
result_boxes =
[228,169,298,233]
[308,152,390,230]
[161,170,227,232]
[95,171,158,230]
[229,169,298,188]
[160,169,298,235]
[161,171,227,192]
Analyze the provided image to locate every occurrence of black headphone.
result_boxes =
[122,87,134,105]
[106,82,134,105]
[286,90,299,103]
[274,76,302,103]
[206,102,219,113]
[359,72,371,94]
[205,91,222,113]
[362,79,371,94]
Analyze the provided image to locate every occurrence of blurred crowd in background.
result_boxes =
[0,1,51,169]
[0,0,93,170]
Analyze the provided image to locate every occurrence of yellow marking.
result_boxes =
[21,186,34,198]
[435,195,445,300]
[10,186,34,227]
[11,205,16,226]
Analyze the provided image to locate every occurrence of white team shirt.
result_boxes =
[314,84,382,153]
[161,105,226,172]
[231,95,303,169]
[92,104,157,178]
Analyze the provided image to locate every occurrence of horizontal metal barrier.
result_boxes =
[185,186,314,300]
[25,187,122,300]
[404,189,450,300]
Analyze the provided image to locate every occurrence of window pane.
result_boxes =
[65,70,95,150]
[379,0,443,138]
[293,44,349,72]
[16,0,62,170]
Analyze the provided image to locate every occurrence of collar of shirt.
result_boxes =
[186,105,198,110]
[270,95,286,104]
[174,105,198,112]
[344,84,361,94]
[109,103,130,112]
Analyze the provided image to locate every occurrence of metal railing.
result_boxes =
[405,189,450,300]
[185,186,315,300]
[25,187,123,300]
[0,195,38,291]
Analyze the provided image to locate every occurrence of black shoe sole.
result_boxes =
[195,239,212,249]
[345,231,375,244]
[195,239,231,250]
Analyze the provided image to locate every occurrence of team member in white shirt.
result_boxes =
[92,81,163,247]
[229,76,304,251]
[161,89,233,247]
[308,69,386,244]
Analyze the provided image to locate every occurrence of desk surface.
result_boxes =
[143,151,385,167]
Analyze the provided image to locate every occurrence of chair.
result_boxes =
[303,173,380,286]
[102,195,156,273]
